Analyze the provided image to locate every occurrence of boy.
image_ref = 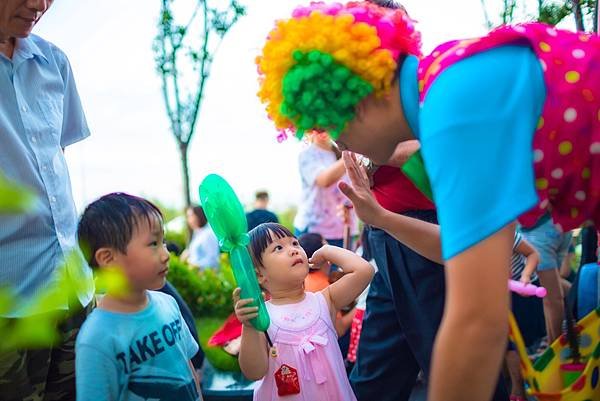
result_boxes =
[257,1,599,400]
[76,193,201,401]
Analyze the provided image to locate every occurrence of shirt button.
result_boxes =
[21,106,27,112]
[31,136,37,143]
[50,196,57,203]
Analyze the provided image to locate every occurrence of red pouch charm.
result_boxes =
[274,364,300,396]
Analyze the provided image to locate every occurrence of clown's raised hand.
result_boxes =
[338,151,386,228]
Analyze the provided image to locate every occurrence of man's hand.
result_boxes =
[338,151,386,227]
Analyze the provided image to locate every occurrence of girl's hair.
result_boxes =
[248,223,295,267]
[189,205,208,228]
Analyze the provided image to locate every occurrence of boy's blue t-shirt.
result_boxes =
[400,45,546,260]
[76,291,200,401]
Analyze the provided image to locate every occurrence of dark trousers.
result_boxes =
[350,210,508,401]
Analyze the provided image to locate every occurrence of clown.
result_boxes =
[257,2,600,401]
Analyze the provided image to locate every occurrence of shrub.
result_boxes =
[168,254,235,319]
[277,206,297,232]
[165,229,187,254]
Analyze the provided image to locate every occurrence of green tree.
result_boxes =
[481,0,597,31]
[153,0,245,208]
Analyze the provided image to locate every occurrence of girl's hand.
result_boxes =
[309,244,332,268]
[233,287,259,328]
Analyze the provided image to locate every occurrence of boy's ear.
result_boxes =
[94,247,116,267]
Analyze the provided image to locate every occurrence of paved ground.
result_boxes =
[202,363,430,401]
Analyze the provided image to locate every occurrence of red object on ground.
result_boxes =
[208,314,243,347]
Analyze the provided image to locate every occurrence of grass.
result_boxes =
[196,316,240,372]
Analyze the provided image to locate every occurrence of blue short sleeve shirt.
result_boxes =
[0,34,93,316]
[401,46,546,260]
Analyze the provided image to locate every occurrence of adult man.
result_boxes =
[245,190,278,231]
[0,1,93,400]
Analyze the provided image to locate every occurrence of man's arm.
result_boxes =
[428,225,513,401]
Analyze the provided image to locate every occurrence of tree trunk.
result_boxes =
[178,142,191,209]
[572,0,585,31]
[594,0,599,32]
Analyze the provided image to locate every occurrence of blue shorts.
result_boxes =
[521,218,572,271]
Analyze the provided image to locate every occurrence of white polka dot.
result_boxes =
[564,108,577,122]
[575,191,586,201]
[456,48,465,56]
[546,27,557,36]
[572,49,585,59]
[533,149,544,162]
[514,25,526,33]
[539,59,547,71]
[540,199,549,209]
[590,142,600,154]
[551,168,564,179]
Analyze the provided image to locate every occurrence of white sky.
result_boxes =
[33,0,542,212]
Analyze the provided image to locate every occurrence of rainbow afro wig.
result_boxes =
[257,1,421,140]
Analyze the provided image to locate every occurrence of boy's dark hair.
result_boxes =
[77,192,163,268]
[189,205,208,228]
[255,191,269,201]
[298,232,325,260]
[248,222,294,267]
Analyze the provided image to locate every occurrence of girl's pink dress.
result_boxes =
[253,291,357,401]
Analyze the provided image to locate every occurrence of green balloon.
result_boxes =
[199,174,270,332]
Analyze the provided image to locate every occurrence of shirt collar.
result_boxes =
[398,55,420,139]
[14,36,48,64]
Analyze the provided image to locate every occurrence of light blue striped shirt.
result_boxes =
[0,34,93,317]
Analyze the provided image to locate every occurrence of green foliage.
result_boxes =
[196,317,240,372]
[165,229,188,253]
[167,254,235,319]
[0,255,127,352]
[0,172,35,213]
[151,199,188,252]
[537,1,574,25]
[152,198,184,225]
[481,0,598,31]
[277,206,297,233]
[153,0,245,206]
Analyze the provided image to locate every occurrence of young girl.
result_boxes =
[233,223,374,400]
